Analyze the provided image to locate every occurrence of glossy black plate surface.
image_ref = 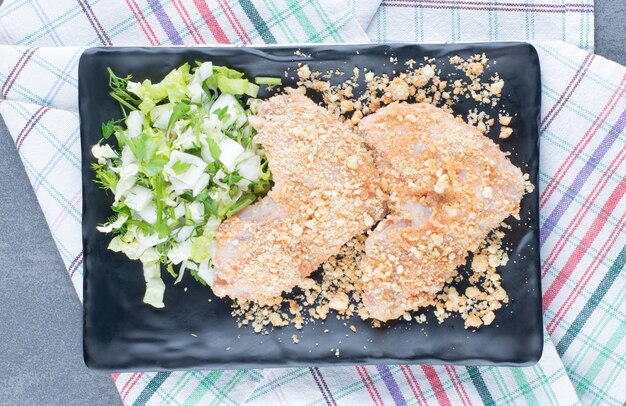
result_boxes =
[80,43,542,371]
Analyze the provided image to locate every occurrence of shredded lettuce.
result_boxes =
[92,61,273,308]
[216,76,259,97]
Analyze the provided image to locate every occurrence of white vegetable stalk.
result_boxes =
[237,155,262,182]
[218,137,245,172]
[91,144,118,164]
[96,214,128,233]
[168,240,192,265]
[150,103,174,130]
[126,111,144,138]
[125,185,153,212]
[196,260,216,286]
[142,261,165,308]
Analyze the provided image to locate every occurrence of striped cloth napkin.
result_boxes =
[0,1,623,405]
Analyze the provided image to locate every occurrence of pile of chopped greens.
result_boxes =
[92,62,277,308]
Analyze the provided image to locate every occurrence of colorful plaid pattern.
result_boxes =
[0,0,368,46]
[366,0,595,51]
[244,333,580,406]
[1,1,624,405]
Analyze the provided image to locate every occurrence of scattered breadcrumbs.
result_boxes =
[231,235,367,334]
[432,225,511,329]
[293,49,311,58]
[230,52,531,344]
[283,52,506,134]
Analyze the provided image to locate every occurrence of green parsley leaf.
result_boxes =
[166,262,177,278]
[195,191,209,202]
[143,156,168,177]
[224,194,256,218]
[189,268,208,286]
[101,119,116,139]
[213,106,229,121]
[227,172,243,183]
[203,197,219,216]
[92,163,117,191]
[128,133,158,164]
[206,137,221,161]
[126,219,154,234]
[166,102,190,134]
[171,160,192,175]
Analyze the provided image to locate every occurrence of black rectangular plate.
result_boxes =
[80,43,542,371]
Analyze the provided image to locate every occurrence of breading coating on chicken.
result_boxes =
[212,94,384,301]
[358,102,526,321]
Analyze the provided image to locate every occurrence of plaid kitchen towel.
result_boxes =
[367,0,595,51]
[0,0,368,45]
[1,0,625,405]
[244,331,580,405]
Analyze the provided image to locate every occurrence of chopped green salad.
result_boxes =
[92,62,278,308]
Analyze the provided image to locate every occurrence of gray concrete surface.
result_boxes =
[596,0,626,66]
[0,1,624,405]
[0,116,122,405]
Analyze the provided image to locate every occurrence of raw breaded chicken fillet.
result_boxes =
[212,94,384,302]
[358,102,526,321]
